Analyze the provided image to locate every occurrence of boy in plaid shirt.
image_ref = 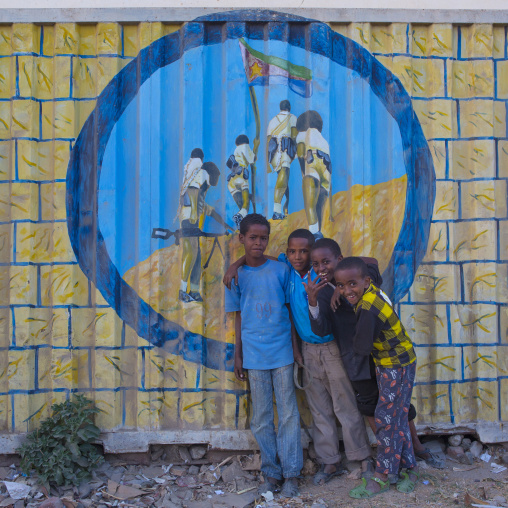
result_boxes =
[333,257,418,500]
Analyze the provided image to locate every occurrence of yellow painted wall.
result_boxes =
[0,20,506,438]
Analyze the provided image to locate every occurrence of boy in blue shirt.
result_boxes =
[225,214,303,498]
[224,230,372,485]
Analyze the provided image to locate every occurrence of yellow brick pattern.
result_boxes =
[451,380,498,422]
[40,264,89,306]
[411,25,454,58]
[41,100,96,140]
[0,100,40,139]
[459,99,506,138]
[450,304,499,343]
[18,56,71,100]
[450,139,495,179]
[14,307,68,348]
[72,57,129,99]
[449,220,497,262]
[16,222,74,263]
[17,140,70,181]
[376,55,445,97]
[432,181,458,220]
[449,59,494,98]
[0,20,505,436]
[498,61,508,99]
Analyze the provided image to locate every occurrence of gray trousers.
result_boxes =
[303,340,372,464]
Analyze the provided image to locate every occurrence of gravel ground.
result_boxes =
[1,441,508,508]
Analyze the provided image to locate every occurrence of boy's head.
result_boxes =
[235,134,249,146]
[280,100,291,112]
[239,214,270,260]
[191,148,204,160]
[287,229,314,276]
[201,161,220,186]
[310,238,343,283]
[334,257,371,306]
[296,110,323,133]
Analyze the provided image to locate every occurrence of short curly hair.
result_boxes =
[335,256,369,277]
[311,238,342,257]
[239,213,270,236]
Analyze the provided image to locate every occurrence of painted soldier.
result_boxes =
[179,151,232,303]
[266,100,297,220]
[226,134,256,229]
[296,110,331,240]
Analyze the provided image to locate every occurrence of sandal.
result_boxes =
[415,448,445,469]
[280,477,300,498]
[349,476,390,499]
[313,463,345,485]
[396,469,419,493]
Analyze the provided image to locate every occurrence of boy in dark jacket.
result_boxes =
[306,241,444,471]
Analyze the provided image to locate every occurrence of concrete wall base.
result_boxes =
[0,429,312,455]
[1,423,507,455]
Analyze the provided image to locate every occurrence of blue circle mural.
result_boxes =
[66,11,436,372]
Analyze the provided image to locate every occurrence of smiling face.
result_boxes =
[310,247,343,283]
[334,267,371,306]
[287,237,312,276]
[239,224,270,264]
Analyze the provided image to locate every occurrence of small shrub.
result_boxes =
[17,395,104,486]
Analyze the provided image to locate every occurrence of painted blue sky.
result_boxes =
[99,38,407,277]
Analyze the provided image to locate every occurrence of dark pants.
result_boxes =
[374,362,417,475]
[181,220,202,287]
[351,376,417,421]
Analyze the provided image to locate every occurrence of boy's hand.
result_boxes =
[302,272,328,307]
[330,286,342,312]
[234,356,246,381]
[223,265,239,290]
[294,349,303,366]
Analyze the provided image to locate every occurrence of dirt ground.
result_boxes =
[1,441,508,508]
[298,459,508,508]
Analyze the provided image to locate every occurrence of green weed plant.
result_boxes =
[17,395,104,486]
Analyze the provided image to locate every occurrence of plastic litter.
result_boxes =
[480,452,492,463]
[490,462,507,474]
[2,481,31,500]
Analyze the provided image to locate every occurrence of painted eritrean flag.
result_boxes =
[239,38,313,98]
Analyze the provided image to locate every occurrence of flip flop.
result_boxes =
[349,477,390,499]
[415,448,446,469]
[313,463,345,485]
[396,469,420,493]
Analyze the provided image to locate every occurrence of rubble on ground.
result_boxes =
[0,437,507,508]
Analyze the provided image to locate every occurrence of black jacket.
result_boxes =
[308,263,383,382]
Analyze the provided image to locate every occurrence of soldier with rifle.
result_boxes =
[167,151,234,303]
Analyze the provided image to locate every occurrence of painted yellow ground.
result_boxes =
[123,175,407,343]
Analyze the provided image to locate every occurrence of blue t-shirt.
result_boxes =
[225,259,293,370]
[278,253,334,345]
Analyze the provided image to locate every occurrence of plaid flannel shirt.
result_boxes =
[354,284,416,368]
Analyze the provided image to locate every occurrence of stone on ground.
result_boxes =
[189,445,207,460]
[447,445,465,461]
[470,441,484,459]
[448,435,464,447]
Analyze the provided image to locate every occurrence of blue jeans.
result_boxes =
[248,364,303,480]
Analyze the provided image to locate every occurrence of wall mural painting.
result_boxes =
[68,12,434,381]
[5,11,507,436]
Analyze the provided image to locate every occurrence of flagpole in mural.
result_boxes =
[239,38,313,216]
[248,87,260,213]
